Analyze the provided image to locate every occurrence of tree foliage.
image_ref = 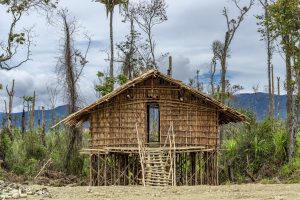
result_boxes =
[0,0,58,70]
[95,71,128,97]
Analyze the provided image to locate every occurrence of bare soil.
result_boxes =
[28,184,300,200]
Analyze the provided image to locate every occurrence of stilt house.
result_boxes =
[57,69,246,186]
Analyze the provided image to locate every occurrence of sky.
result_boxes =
[0,0,286,112]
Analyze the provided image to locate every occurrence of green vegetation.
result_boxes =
[0,127,90,180]
[220,116,300,183]
[1,116,298,184]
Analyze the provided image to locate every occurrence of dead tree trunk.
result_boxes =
[209,56,217,96]
[30,91,36,130]
[109,9,114,79]
[5,79,15,141]
[21,108,25,138]
[271,64,275,119]
[37,106,41,129]
[277,77,280,119]
[218,0,254,103]
[56,9,90,174]
[61,11,79,173]
[41,106,46,146]
[167,56,172,77]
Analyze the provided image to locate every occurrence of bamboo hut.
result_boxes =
[56,69,246,186]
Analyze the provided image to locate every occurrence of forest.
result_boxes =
[0,0,300,199]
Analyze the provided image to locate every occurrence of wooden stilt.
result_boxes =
[88,149,219,186]
[104,154,107,186]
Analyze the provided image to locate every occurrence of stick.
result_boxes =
[34,158,52,180]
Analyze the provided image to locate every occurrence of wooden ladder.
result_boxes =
[144,149,172,186]
[136,122,176,186]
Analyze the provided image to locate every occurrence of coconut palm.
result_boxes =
[96,0,129,79]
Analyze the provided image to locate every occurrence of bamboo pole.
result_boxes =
[136,123,146,186]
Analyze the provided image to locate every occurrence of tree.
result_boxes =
[95,0,129,79]
[277,76,281,119]
[95,71,128,97]
[4,80,15,141]
[188,70,203,92]
[130,0,167,68]
[226,81,244,107]
[29,91,36,131]
[267,0,300,161]
[0,0,58,70]
[22,95,34,127]
[47,85,59,126]
[215,0,254,103]
[116,10,141,79]
[56,9,91,174]
[209,54,217,96]
[257,0,276,119]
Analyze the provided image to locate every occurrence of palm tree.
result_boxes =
[96,0,128,79]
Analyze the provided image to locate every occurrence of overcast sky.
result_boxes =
[0,0,286,112]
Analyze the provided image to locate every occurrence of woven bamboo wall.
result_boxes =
[90,76,218,149]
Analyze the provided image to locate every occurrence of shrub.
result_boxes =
[23,132,47,160]
[220,119,289,182]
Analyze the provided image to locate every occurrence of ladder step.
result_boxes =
[145,171,168,174]
[145,161,167,164]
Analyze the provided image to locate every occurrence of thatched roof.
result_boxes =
[54,69,247,127]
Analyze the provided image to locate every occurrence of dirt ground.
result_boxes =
[28,184,300,200]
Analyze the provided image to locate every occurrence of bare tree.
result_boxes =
[226,81,244,107]
[41,106,46,146]
[188,70,203,92]
[4,80,15,141]
[130,0,167,68]
[47,85,59,126]
[116,11,140,79]
[56,9,91,174]
[21,101,26,138]
[252,83,260,110]
[277,77,280,119]
[22,95,34,132]
[167,56,172,77]
[210,43,219,97]
[29,91,36,130]
[0,0,58,70]
[215,0,254,103]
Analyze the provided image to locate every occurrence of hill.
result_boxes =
[231,92,286,120]
[0,105,68,129]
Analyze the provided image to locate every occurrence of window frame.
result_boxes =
[147,103,160,143]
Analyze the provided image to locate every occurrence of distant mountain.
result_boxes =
[0,93,287,128]
[231,92,286,120]
[0,105,68,130]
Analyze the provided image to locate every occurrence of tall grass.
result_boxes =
[0,127,90,179]
[220,118,295,183]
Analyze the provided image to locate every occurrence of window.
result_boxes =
[147,104,160,143]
